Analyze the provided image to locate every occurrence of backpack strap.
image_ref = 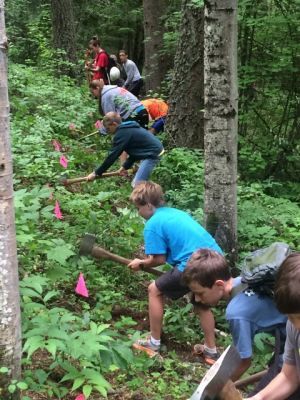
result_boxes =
[230,281,249,299]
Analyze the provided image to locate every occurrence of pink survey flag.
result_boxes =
[94,120,102,129]
[75,273,89,298]
[59,155,68,169]
[52,139,62,152]
[75,395,85,400]
[54,200,63,220]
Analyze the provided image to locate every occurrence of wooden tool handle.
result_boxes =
[219,380,243,400]
[91,245,163,277]
[65,170,120,185]
[235,369,268,389]
[92,246,131,265]
[65,176,88,185]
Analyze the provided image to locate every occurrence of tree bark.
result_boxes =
[50,0,77,76]
[143,0,169,93]
[203,0,238,266]
[0,1,22,398]
[165,0,204,148]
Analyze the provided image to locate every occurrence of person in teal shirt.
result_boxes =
[128,181,222,362]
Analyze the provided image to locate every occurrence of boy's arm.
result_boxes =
[128,255,166,271]
[122,155,135,170]
[94,134,128,176]
[123,63,134,87]
[247,363,299,400]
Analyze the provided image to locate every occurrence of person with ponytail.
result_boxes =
[86,36,109,83]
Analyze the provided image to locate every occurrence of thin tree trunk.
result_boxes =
[143,0,169,92]
[0,1,22,398]
[204,0,238,266]
[166,0,204,148]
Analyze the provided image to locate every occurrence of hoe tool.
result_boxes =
[189,345,242,400]
[79,233,163,277]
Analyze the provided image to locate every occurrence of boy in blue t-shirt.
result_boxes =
[182,249,287,381]
[128,181,222,361]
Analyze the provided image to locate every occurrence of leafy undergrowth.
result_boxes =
[5,64,300,399]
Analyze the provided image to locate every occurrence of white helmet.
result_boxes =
[110,66,120,82]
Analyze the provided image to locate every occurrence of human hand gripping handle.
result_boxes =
[118,167,128,176]
[128,258,144,272]
[86,171,97,181]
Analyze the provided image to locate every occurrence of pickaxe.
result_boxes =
[189,345,242,400]
[79,233,163,277]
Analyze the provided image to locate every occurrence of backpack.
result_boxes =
[99,51,117,83]
[240,242,291,296]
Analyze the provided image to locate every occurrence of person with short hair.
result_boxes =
[247,253,300,400]
[182,249,287,380]
[141,98,168,134]
[89,79,149,129]
[86,37,109,83]
[86,112,163,187]
[128,182,223,362]
[119,50,143,97]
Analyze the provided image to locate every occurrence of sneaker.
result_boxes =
[132,337,160,357]
[193,343,220,366]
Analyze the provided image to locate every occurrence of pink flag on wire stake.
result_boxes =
[60,155,68,169]
[75,395,85,400]
[75,273,89,298]
[54,200,63,220]
[52,139,62,152]
[46,183,54,200]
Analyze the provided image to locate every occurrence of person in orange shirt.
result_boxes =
[141,98,168,134]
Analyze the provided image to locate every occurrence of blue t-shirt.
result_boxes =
[226,277,287,359]
[143,207,222,272]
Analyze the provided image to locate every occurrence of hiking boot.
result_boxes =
[193,343,220,366]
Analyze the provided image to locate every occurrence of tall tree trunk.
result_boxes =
[204,0,238,266]
[143,0,168,93]
[165,0,204,148]
[50,0,77,76]
[0,1,22,397]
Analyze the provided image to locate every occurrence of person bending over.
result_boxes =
[90,79,148,129]
[182,249,287,380]
[86,112,163,187]
[128,181,223,364]
[141,98,168,134]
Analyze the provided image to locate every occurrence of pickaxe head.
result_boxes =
[79,233,96,256]
[58,174,69,186]
[189,346,241,400]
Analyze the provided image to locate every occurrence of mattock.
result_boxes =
[79,233,163,277]
[189,345,243,400]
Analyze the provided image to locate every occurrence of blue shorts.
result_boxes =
[152,117,166,133]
